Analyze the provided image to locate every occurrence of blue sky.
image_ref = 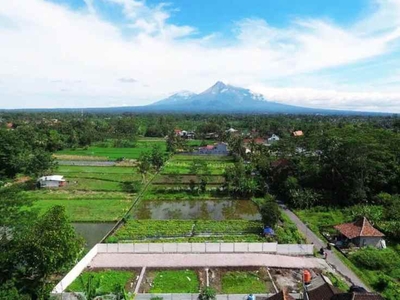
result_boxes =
[1,0,400,111]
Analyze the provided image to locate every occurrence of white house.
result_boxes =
[37,175,66,188]
[226,128,238,133]
[267,134,280,144]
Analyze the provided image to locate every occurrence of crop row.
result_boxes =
[112,220,263,241]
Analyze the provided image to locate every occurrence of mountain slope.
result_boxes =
[149,81,323,113]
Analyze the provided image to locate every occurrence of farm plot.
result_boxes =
[141,186,228,201]
[170,155,234,162]
[219,269,272,294]
[56,140,166,160]
[140,269,200,293]
[57,165,141,192]
[22,190,133,222]
[109,220,263,242]
[161,161,233,175]
[152,175,224,185]
[132,199,261,220]
[68,269,138,294]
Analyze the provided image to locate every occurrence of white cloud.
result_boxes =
[0,0,399,111]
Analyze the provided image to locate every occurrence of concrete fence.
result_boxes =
[96,243,313,255]
[52,242,314,294]
[97,242,279,254]
[52,244,99,293]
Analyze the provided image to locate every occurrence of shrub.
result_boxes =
[350,247,400,271]
[198,287,216,300]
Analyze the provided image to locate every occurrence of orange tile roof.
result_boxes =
[293,130,304,136]
[334,217,384,239]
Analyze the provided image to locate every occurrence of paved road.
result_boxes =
[279,204,369,291]
[90,252,329,269]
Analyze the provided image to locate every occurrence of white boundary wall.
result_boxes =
[97,242,280,254]
[52,245,98,293]
[53,243,313,294]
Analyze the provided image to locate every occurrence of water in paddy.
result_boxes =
[133,200,261,220]
[72,222,115,249]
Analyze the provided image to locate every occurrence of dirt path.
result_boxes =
[279,203,369,291]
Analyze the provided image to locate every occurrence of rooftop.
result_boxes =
[334,217,384,239]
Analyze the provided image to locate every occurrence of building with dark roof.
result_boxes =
[334,217,385,248]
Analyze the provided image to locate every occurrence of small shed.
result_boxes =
[263,227,275,237]
[334,217,385,248]
[37,175,66,188]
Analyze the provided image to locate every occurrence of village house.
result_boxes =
[257,275,384,300]
[37,175,66,188]
[174,129,195,139]
[196,142,229,155]
[334,217,385,248]
[267,134,280,144]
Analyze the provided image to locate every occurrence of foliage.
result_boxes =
[0,127,56,179]
[221,271,267,294]
[324,273,349,292]
[111,220,263,241]
[198,287,216,300]
[350,247,400,272]
[68,270,134,296]
[258,194,281,228]
[149,270,199,293]
[1,206,84,298]
[28,198,132,222]
[223,161,260,198]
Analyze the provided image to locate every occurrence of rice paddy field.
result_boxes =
[56,139,167,160]
[23,191,133,222]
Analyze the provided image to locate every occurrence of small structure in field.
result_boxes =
[334,217,385,248]
[37,175,66,188]
[197,142,228,155]
[263,227,275,237]
[292,130,304,137]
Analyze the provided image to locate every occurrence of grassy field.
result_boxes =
[161,161,233,175]
[29,199,132,222]
[56,165,141,192]
[221,271,268,294]
[68,270,135,294]
[56,140,167,160]
[148,270,199,293]
[22,190,133,222]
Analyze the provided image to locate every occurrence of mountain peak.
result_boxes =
[203,81,230,95]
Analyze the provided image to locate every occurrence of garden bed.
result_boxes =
[67,269,139,294]
[139,269,200,293]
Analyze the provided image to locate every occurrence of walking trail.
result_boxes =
[279,204,369,291]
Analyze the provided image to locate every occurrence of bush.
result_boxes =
[350,247,400,271]
[198,287,216,300]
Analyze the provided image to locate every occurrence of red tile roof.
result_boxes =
[334,217,384,239]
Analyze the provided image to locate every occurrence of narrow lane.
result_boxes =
[279,204,370,291]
